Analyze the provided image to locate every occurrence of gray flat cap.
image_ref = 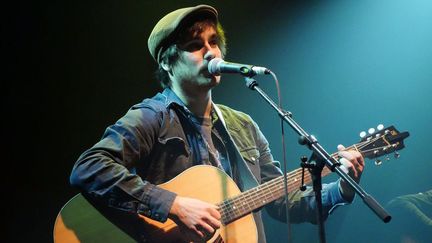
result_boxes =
[147,4,218,63]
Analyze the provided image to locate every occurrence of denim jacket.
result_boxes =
[70,88,347,242]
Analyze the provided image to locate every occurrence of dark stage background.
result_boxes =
[6,0,432,242]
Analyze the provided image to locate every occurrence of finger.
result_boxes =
[208,207,221,220]
[339,154,363,183]
[191,225,205,239]
[338,150,355,161]
[204,214,221,229]
[346,150,364,168]
[340,157,358,178]
[353,151,365,166]
[197,220,216,234]
[338,144,364,165]
[341,152,362,170]
[339,157,352,174]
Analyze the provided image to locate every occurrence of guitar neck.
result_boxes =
[218,160,334,225]
[218,125,409,224]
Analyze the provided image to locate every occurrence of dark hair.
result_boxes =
[155,20,227,88]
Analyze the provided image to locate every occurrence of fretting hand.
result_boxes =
[337,144,365,202]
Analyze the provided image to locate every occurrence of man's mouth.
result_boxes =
[201,67,214,78]
[202,64,220,78]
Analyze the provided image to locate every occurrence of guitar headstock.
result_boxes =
[357,125,409,165]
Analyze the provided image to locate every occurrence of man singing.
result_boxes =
[70,4,364,242]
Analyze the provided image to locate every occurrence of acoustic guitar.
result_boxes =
[54,125,409,242]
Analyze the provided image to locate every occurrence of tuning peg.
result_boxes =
[375,159,382,166]
[386,155,390,161]
[359,131,367,138]
[377,124,384,131]
[368,128,376,134]
[394,151,400,159]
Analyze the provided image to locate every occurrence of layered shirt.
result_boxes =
[70,88,348,242]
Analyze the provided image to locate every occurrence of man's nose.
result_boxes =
[203,43,216,61]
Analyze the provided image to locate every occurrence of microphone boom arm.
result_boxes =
[243,76,392,243]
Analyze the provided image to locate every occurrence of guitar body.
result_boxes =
[54,165,258,243]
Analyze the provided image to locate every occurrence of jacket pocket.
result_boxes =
[158,136,190,159]
[240,147,260,165]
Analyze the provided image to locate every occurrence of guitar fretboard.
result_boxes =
[216,126,406,225]
[217,164,334,225]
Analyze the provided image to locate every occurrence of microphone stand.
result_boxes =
[243,77,391,243]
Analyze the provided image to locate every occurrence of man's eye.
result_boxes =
[182,42,203,52]
[209,40,218,47]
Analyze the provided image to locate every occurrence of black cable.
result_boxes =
[270,71,292,243]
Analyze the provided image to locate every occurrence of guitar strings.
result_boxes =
[137,135,393,229]
[220,136,389,219]
[218,135,393,221]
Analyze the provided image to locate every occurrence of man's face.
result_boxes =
[169,25,222,90]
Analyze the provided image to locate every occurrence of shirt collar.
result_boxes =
[162,88,186,107]
[161,88,199,117]
[161,88,222,123]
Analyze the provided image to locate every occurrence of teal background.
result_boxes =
[5,0,431,242]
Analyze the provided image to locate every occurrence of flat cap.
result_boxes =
[147,4,218,63]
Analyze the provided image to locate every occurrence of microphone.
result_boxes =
[208,58,270,77]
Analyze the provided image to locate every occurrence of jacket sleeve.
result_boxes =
[251,120,349,224]
[69,106,176,222]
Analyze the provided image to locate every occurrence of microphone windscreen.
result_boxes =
[208,58,224,74]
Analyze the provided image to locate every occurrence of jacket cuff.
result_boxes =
[325,179,350,214]
[142,185,177,222]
